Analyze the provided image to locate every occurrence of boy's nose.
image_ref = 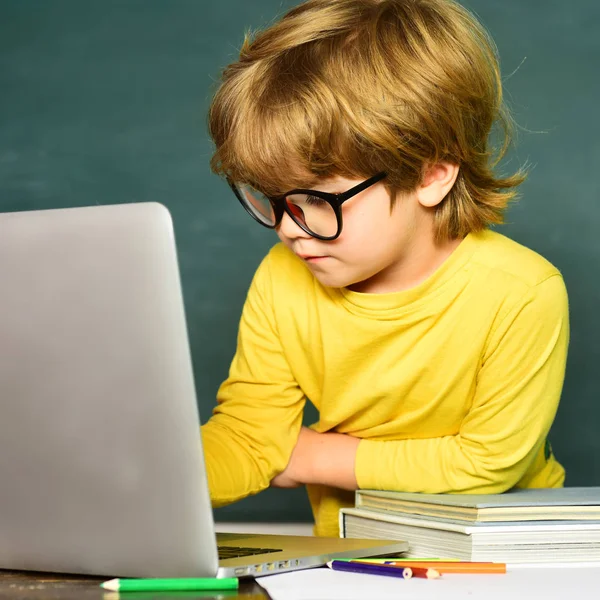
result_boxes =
[277,211,312,240]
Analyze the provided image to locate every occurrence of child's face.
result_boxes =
[275,174,439,292]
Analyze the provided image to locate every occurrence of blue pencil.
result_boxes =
[327,560,412,579]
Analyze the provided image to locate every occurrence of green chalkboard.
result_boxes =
[1,0,598,523]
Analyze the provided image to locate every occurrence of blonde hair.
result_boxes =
[208,0,527,241]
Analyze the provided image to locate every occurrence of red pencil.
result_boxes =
[408,566,441,579]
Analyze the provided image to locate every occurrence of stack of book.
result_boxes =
[339,487,600,563]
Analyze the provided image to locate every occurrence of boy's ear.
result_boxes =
[416,162,460,208]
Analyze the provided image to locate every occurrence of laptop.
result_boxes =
[0,202,408,578]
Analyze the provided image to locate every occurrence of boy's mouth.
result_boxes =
[298,254,329,263]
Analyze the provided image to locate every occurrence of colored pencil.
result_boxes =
[405,566,441,579]
[347,558,506,574]
[382,561,506,574]
[335,557,459,563]
[327,560,412,579]
[100,578,239,592]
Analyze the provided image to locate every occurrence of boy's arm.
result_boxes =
[201,254,306,507]
[276,274,569,493]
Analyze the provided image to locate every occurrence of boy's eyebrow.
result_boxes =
[289,179,344,194]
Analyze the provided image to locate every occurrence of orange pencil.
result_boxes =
[383,561,506,574]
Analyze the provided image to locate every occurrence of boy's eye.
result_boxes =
[303,194,327,206]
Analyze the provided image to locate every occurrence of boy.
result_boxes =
[201,0,569,537]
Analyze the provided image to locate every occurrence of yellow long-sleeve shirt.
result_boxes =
[201,230,569,536]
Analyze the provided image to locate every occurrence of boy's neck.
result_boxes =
[347,235,465,295]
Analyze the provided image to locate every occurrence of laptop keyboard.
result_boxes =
[218,545,282,560]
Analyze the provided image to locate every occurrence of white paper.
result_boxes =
[257,565,600,600]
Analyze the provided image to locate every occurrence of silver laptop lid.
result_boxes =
[0,202,219,577]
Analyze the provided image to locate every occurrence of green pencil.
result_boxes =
[100,577,239,592]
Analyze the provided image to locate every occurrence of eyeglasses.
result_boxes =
[228,172,387,241]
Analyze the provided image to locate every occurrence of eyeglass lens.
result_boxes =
[237,184,338,237]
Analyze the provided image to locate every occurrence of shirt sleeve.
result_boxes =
[200,253,306,507]
[354,274,569,493]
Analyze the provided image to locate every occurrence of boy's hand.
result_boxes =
[271,426,360,490]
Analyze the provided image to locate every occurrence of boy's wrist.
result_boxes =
[298,427,326,485]
[307,428,360,490]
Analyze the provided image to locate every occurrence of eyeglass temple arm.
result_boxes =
[337,172,387,200]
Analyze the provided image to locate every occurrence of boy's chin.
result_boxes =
[311,270,364,290]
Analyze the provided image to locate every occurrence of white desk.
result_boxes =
[216,523,600,599]
[257,564,600,600]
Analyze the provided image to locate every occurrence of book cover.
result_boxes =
[354,487,600,523]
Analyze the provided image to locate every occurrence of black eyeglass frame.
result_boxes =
[228,171,387,241]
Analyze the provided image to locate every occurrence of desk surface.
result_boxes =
[0,570,271,600]
[0,525,312,599]
[5,564,600,600]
